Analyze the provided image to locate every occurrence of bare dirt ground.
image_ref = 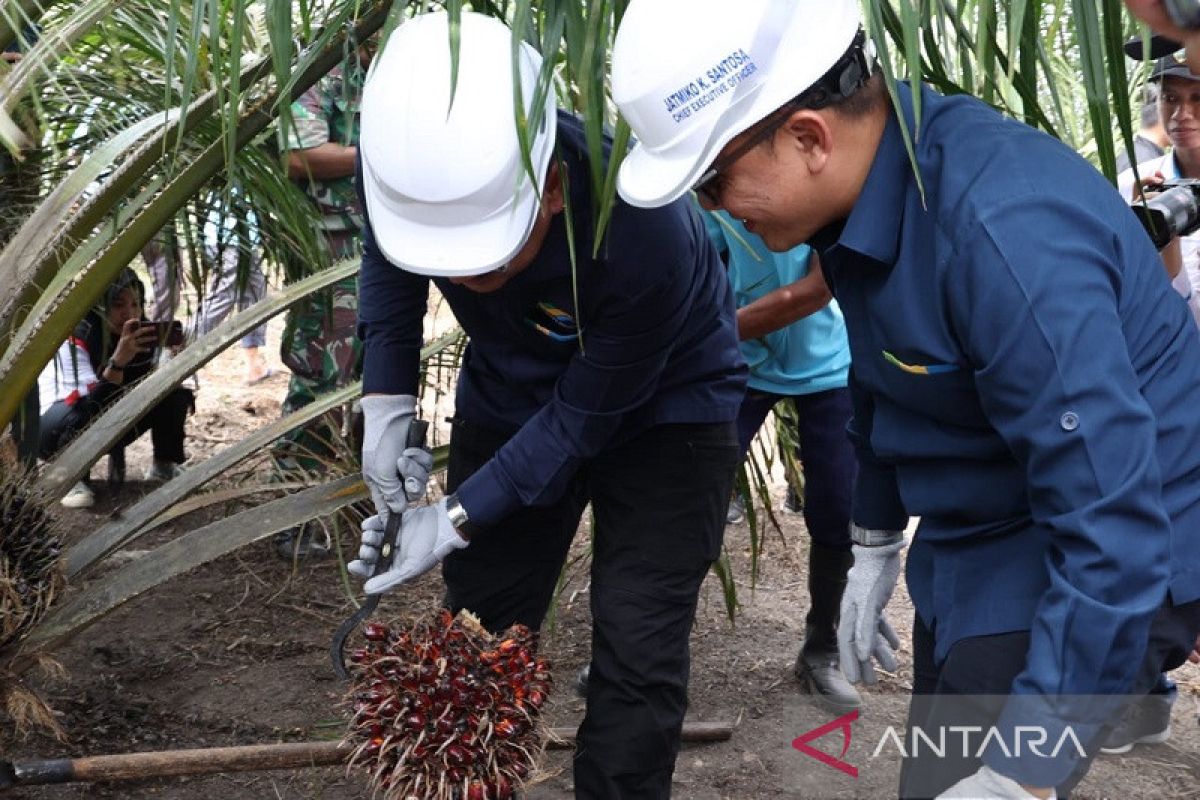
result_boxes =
[6,315,1199,799]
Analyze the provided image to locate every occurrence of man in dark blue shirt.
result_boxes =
[350,11,745,797]
[613,0,1200,797]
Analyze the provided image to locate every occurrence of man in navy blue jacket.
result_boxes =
[614,1,1200,798]
[348,12,745,798]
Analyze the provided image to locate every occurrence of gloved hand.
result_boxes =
[357,498,469,594]
[347,514,387,580]
[937,765,1054,799]
[838,538,904,685]
[361,394,425,519]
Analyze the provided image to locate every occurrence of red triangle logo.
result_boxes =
[791,709,859,778]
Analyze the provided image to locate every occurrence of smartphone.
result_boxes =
[141,320,185,347]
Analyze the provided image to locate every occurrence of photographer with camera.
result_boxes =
[36,268,194,508]
[1119,54,1200,329]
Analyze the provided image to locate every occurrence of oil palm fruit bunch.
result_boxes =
[344,609,551,800]
[0,466,65,736]
[0,469,64,654]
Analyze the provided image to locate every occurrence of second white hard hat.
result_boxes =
[360,11,557,276]
[612,0,862,209]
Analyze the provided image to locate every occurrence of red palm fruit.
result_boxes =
[526,689,546,709]
[403,712,426,732]
[444,743,471,768]
[497,638,519,656]
[363,623,390,642]
[349,647,370,664]
[494,775,514,799]
[494,703,521,719]
[465,780,488,800]
[493,718,518,739]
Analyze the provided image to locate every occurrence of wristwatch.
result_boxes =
[849,522,904,547]
[445,492,476,539]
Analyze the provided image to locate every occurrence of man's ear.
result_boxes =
[541,159,566,217]
[781,109,833,174]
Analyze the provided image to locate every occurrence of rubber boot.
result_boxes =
[794,542,860,713]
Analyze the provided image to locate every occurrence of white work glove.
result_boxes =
[361,394,431,520]
[838,538,905,685]
[938,765,1054,799]
[356,498,468,594]
[347,514,387,580]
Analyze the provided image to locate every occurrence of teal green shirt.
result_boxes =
[702,210,849,396]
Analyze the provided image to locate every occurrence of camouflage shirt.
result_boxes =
[282,59,366,233]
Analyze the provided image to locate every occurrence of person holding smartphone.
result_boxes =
[37,267,194,508]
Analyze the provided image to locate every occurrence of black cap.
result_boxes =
[1150,51,1200,81]
[1124,33,1184,61]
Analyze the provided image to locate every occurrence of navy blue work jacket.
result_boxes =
[358,112,746,527]
[814,82,1200,785]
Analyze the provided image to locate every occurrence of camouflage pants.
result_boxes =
[272,231,363,476]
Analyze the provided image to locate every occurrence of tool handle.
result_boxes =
[372,419,429,577]
[407,418,430,450]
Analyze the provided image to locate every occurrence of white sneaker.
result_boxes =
[60,481,95,508]
[143,461,184,482]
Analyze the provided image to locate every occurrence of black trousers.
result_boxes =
[441,416,740,800]
[39,387,193,465]
[898,597,1200,799]
[734,387,855,549]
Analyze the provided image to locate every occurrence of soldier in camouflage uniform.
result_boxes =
[273,50,371,557]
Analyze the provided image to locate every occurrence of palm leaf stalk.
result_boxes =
[0,0,394,432]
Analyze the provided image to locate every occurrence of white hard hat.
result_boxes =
[613,0,862,209]
[360,11,557,276]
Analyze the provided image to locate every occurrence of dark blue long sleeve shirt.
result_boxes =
[814,82,1200,786]
[358,112,746,527]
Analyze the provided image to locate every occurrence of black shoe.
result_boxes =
[783,485,802,514]
[1100,694,1173,754]
[273,523,330,561]
[725,496,746,525]
[794,647,861,714]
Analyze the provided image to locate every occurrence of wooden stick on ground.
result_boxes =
[0,721,735,790]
